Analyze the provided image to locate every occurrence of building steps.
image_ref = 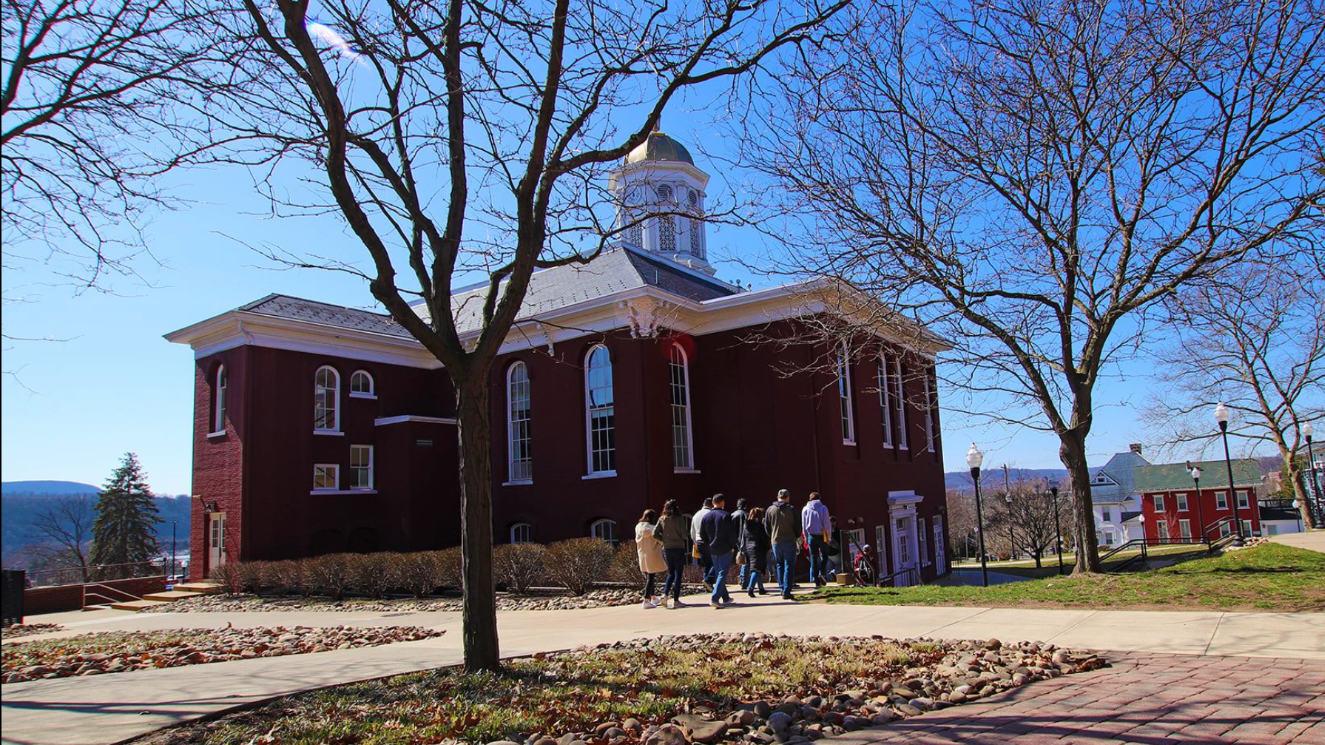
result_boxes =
[109,599,174,612]
[81,604,111,612]
[172,582,223,595]
[141,590,205,602]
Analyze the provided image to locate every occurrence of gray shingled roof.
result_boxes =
[239,294,413,338]
[449,247,735,334]
[238,248,736,339]
[1133,459,1262,492]
[1088,450,1151,504]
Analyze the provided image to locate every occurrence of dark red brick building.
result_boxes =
[166,133,952,585]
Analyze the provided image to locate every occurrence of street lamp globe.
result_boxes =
[966,443,984,470]
[1188,464,1202,480]
[1305,421,1313,440]
[1214,402,1230,427]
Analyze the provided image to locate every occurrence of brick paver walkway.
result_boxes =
[841,652,1324,744]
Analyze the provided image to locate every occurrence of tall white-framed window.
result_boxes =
[1153,494,1166,511]
[314,366,340,432]
[312,463,339,491]
[1176,493,1189,511]
[892,358,908,449]
[877,353,894,447]
[1215,491,1229,510]
[837,342,856,444]
[349,370,375,398]
[590,518,617,544]
[509,522,533,544]
[584,345,616,475]
[212,365,227,434]
[875,525,889,577]
[1179,519,1192,540]
[349,445,374,490]
[923,368,937,452]
[1155,519,1168,540]
[506,361,533,483]
[669,344,695,471]
[1236,490,1250,510]
[918,517,930,566]
[1240,519,1253,537]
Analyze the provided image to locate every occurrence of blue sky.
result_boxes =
[0,110,1235,496]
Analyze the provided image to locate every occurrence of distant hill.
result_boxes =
[945,467,1069,493]
[1,489,191,568]
[2,480,99,496]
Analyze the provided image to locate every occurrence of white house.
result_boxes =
[1090,445,1150,547]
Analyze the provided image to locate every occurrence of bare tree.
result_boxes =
[1,0,217,288]
[196,0,846,670]
[32,495,95,581]
[746,0,1325,572]
[994,480,1069,568]
[1144,259,1324,528]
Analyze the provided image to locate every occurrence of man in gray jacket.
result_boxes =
[764,489,801,599]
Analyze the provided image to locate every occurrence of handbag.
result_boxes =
[736,551,746,566]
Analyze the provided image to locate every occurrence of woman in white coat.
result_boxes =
[635,508,667,608]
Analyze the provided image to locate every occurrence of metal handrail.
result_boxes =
[877,566,920,587]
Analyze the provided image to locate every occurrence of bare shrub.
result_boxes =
[493,543,549,594]
[608,543,644,584]
[306,554,352,599]
[394,552,444,597]
[434,547,464,591]
[545,539,614,595]
[349,552,397,598]
[213,562,243,595]
[236,561,267,594]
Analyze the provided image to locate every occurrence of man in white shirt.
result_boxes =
[690,496,714,591]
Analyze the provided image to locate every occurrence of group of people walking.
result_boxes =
[634,489,836,609]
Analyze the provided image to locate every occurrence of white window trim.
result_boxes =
[349,369,376,399]
[584,344,615,476]
[506,361,533,484]
[838,342,856,445]
[918,516,931,566]
[310,489,377,496]
[1154,494,1165,511]
[669,343,696,472]
[212,365,227,435]
[1155,519,1168,538]
[1215,491,1229,509]
[1236,490,1251,510]
[510,522,533,543]
[878,353,894,448]
[312,463,340,491]
[590,518,617,543]
[923,370,936,452]
[581,470,618,480]
[1241,519,1254,536]
[349,444,374,490]
[1175,493,1189,512]
[314,365,341,433]
[1179,519,1192,539]
[893,358,908,449]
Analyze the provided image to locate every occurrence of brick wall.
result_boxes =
[23,576,167,616]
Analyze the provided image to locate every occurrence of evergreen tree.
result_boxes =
[90,452,161,578]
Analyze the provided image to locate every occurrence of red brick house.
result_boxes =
[1133,459,1263,542]
[166,132,952,585]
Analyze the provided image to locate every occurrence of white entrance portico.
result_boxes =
[888,490,922,586]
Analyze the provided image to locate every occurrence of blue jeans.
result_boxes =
[662,548,686,600]
[808,535,828,584]
[772,541,796,595]
[744,554,766,594]
[710,551,733,603]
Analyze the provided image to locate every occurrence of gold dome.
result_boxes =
[625,130,694,165]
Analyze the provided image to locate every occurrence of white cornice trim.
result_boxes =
[374,415,458,426]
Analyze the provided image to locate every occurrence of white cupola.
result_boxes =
[608,129,713,275]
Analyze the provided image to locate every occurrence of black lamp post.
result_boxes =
[1306,422,1321,527]
[1186,463,1207,545]
[1215,403,1244,546]
[967,443,989,587]
[1050,485,1065,574]
[1004,493,1015,561]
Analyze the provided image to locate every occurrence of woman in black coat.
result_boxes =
[741,506,771,597]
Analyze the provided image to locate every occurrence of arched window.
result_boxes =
[878,353,894,447]
[669,344,694,470]
[349,370,375,398]
[687,190,704,259]
[656,184,673,202]
[923,366,937,452]
[314,366,340,432]
[506,361,533,482]
[509,522,533,544]
[892,357,908,449]
[837,342,856,444]
[585,345,615,474]
[590,518,617,544]
[212,365,227,434]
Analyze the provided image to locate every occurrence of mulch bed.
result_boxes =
[140,588,652,614]
[1,623,65,641]
[2,624,443,683]
[134,633,1107,745]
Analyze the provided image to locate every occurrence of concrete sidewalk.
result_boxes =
[1270,530,1325,554]
[2,594,1323,745]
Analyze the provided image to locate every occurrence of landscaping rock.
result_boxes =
[644,724,689,745]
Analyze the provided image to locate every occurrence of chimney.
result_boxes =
[1129,443,1143,456]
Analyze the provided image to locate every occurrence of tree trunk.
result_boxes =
[1034,552,1042,569]
[1288,463,1319,530]
[1059,435,1101,573]
[455,377,500,671]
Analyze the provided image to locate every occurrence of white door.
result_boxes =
[208,512,227,575]
[933,517,946,573]
[893,515,917,586]
[875,525,888,578]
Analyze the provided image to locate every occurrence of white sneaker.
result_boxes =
[666,598,677,609]
[642,600,657,609]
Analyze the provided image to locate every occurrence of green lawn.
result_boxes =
[951,544,1207,576]
[814,543,1325,612]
